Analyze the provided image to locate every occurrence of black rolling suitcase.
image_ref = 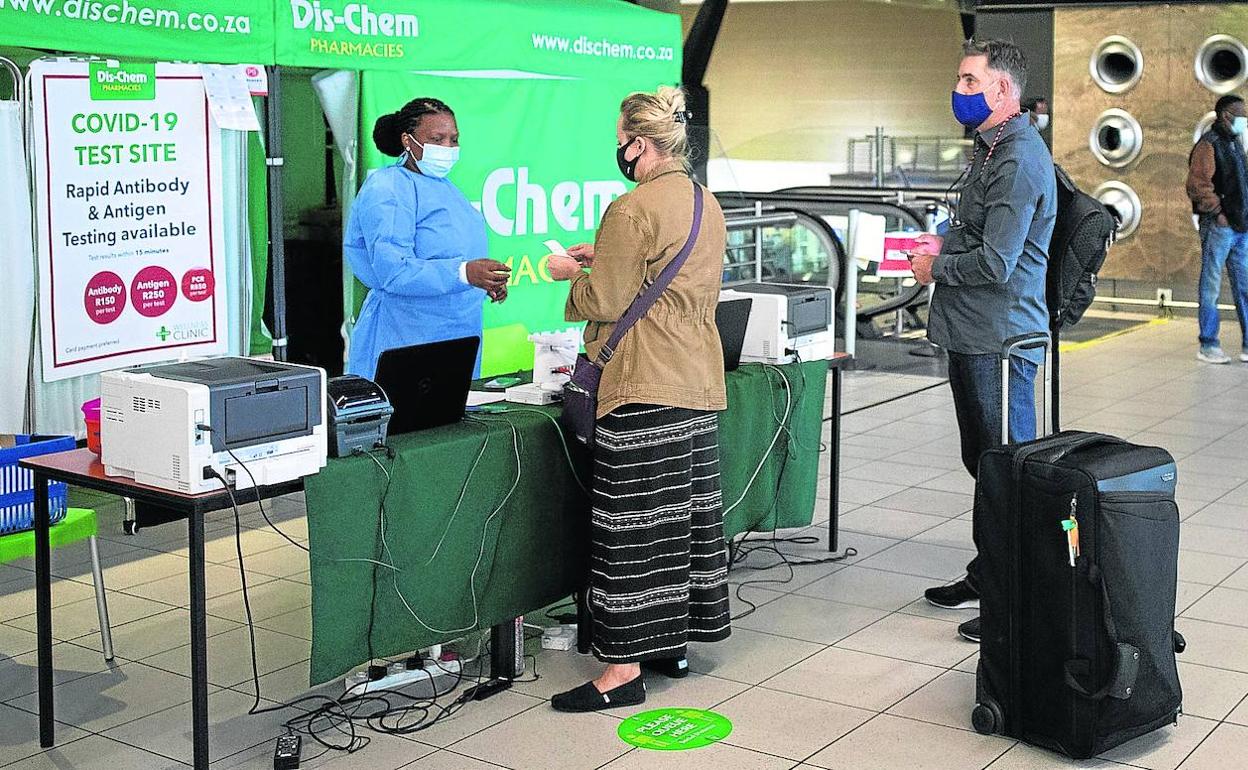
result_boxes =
[971,333,1186,759]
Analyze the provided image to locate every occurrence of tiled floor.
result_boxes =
[3,317,1247,769]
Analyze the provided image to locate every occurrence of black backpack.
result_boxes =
[1047,165,1118,329]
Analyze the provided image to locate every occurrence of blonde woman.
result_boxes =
[546,87,731,712]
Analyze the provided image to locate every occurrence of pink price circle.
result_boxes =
[83,271,126,325]
[130,266,177,318]
[181,268,215,302]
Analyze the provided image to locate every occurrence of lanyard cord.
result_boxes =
[947,111,1022,225]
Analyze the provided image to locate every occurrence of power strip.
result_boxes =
[343,657,463,697]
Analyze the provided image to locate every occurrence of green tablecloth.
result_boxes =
[304,360,826,685]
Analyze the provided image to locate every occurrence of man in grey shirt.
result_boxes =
[908,39,1056,644]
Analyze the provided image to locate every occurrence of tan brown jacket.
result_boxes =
[565,160,728,419]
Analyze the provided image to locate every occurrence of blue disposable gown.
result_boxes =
[344,162,489,380]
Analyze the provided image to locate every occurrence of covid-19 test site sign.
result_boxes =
[31,60,228,381]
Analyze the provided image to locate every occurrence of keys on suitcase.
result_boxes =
[1061,497,1080,567]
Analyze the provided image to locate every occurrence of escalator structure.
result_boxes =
[718,187,956,349]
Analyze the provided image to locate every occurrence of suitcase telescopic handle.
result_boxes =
[999,333,1053,443]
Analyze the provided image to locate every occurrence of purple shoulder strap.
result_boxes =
[595,181,704,365]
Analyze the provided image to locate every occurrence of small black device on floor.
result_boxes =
[714,297,752,371]
[374,336,480,435]
[273,734,301,769]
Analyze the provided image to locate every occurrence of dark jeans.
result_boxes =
[946,351,1038,593]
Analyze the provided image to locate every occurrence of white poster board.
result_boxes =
[31,60,228,382]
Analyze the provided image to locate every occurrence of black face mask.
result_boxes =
[616,137,640,182]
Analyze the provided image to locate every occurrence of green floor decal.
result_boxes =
[617,708,733,751]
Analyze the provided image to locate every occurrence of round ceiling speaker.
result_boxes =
[1195,34,1248,95]
[1091,36,1144,94]
[1089,109,1143,168]
[1094,181,1142,240]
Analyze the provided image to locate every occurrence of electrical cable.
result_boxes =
[363,414,522,637]
[503,406,589,494]
[722,365,793,516]
[724,363,857,620]
[204,441,520,759]
[196,424,309,553]
[207,468,269,716]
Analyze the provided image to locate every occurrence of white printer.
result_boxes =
[720,283,836,364]
[101,358,328,493]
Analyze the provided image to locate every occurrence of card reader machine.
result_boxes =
[327,375,393,458]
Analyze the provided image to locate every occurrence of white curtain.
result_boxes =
[311,69,358,366]
[219,129,254,357]
[0,97,34,434]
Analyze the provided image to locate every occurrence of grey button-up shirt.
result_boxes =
[928,114,1055,364]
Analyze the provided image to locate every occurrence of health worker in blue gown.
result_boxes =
[345,97,510,380]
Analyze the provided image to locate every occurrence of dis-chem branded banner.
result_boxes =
[276,0,680,82]
[0,0,680,83]
[359,67,678,376]
[0,0,274,65]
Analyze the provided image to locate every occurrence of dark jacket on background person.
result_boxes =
[565,159,728,418]
[1188,125,1248,233]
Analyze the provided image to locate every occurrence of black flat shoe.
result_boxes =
[641,657,689,679]
[551,677,646,713]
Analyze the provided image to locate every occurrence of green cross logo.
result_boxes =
[156,326,172,341]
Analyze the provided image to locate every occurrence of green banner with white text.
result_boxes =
[0,0,274,64]
[359,65,679,376]
[277,0,679,80]
[1,0,679,80]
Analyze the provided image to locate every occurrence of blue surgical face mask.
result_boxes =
[1233,116,1247,136]
[408,137,459,178]
[952,90,993,128]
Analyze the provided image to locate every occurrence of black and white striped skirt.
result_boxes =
[588,404,732,664]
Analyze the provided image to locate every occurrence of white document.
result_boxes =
[199,65,261,132]
[467,391,506,406]
[848,211,887,269]
[543,239,568,256]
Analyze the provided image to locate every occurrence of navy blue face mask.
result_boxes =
[952,90,994,128]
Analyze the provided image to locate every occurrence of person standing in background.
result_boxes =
[908,39,1056,644]
[345,97,511,380]
[1187,93,1248,365]
[1026,97,1050,134]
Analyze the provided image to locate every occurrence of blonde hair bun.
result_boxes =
[620,85,692,166]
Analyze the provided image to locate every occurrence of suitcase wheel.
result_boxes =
[972,700,1003,735]
[1174,631,1186,654]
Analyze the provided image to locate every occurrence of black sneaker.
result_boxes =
[925,579,979,610]
[958,616,981,643]
[551,677,646,713]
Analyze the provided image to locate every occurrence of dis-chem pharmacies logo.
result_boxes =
[288,0,419,60]
[89,62,155,101]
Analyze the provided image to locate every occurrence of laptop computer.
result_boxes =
[715,298,753,371]
[374,336,480,435]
